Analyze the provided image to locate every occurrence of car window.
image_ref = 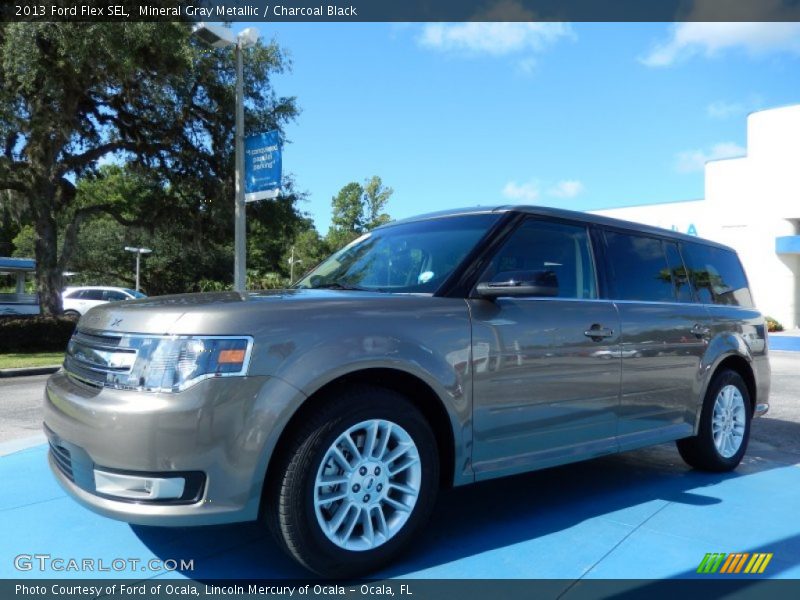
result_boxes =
[296,214,500,293]
[603,231,674,302]
[681,243,753,307]
[104,291,127,302]
[63,290,80,299]
[664,242,694,303]
[82,289,105,301]
[481,219,597,299]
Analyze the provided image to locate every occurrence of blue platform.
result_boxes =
[771,334,800,352]
[1,442,799,586]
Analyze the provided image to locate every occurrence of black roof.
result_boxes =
[384,205,733,251]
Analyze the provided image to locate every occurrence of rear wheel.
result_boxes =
[62,310,80,318]
[266,385,439,577]
[677,369,751,472]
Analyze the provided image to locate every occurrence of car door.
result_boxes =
[600,230,710,449]
[469,217,622,480]
[71,289,94,314]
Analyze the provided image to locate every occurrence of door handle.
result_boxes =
[584,325,614,341]
[691,323,711,338]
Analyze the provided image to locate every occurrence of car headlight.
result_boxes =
[107,336,252,393]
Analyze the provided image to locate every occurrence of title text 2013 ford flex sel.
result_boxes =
[44,206,770,576]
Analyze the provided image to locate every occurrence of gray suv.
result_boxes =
[44,206,770,576]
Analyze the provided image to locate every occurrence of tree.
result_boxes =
[362,176,392,230]
[0,19,298,313]
[326,176,393,250]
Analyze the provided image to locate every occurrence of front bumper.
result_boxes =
[43,370,303,526]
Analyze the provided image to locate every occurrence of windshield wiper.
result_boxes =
[312,281,372,291]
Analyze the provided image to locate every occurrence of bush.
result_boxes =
[0,315,77,353]
[765,316,784,333]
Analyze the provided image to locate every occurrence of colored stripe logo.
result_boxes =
[697,552,773,574]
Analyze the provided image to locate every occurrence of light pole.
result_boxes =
[192,24,260,292]
[288,246,303,285]
[124,246,152,292]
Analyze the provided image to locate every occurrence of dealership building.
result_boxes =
[591,104,800,330]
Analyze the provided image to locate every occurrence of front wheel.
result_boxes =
[677,369,752,472]
[266,385,439,577]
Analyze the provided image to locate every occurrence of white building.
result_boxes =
[592,104,800,330]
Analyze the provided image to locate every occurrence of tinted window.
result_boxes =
[82,289,105,301]
[603,231,674,302]
[682,243,753,307]
[104,291,127,302]
[63,290,80,299]
[664,242,694,303]
[482,219,597,299]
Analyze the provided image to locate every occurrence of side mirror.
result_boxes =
[475,270,559,299]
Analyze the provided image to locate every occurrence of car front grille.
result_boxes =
[49,440,74,482]
[63,330,136,388]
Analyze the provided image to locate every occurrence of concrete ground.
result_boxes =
[0,354,798,583]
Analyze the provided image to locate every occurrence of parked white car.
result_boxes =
[61,286,146,317]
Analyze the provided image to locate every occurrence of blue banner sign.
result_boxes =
[244,131,281,202]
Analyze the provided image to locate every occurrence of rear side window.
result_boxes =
[603,231,674,302]
[681,243,753,307]
[482,219,597,299]
[663,242,694,303]
[82,289,105,301]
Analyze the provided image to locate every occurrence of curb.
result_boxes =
[0,365,61,378]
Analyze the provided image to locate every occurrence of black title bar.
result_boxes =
[3,0,800,23]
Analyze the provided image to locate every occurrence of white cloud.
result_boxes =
[547,180,585,198]
[419,22,573,57]
[641,22,800,67]
[502,180,540,202]
[706,95,765,119]
[675,142,746,173]
[706,100,745,119]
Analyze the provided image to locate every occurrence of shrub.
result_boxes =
[0,315,77,353]
[765,316,784,333]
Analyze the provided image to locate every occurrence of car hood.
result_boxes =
[78,288,419,336]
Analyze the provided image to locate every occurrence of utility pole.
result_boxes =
[233,38,246,292]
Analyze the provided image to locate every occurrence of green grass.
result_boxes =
[0,352,64,369]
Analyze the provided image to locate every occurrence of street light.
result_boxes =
[288,246,303,285]
[192,23,260,293]
[124,246,152,292]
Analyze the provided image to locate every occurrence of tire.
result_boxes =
[63,310,80,318]
[265,385,439,577]
[676,369,752,472]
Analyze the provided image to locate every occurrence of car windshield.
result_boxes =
[295,214,500,293]
[124,289,147,298]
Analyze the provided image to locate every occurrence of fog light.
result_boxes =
[94,470,185,501]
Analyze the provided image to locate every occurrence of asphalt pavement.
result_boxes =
[0,374,48,445]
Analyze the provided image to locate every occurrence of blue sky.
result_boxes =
[235,22,800,234]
